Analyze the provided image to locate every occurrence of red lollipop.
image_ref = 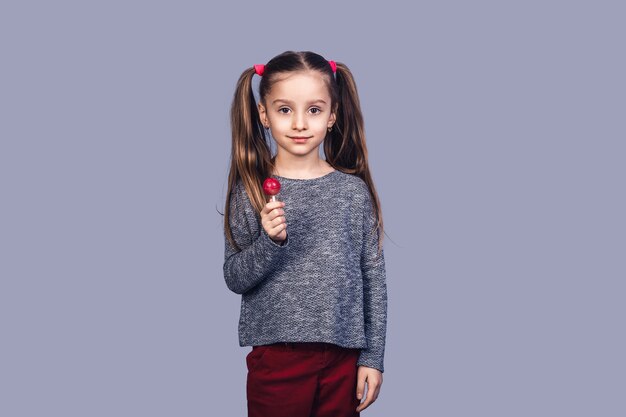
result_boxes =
[263,178,281,202]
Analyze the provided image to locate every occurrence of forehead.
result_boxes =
[266,70,331,103]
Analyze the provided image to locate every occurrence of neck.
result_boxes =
[272,153,331,178]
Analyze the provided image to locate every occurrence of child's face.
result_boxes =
[258,70,336,160]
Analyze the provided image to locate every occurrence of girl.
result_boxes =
[223,50,387,417]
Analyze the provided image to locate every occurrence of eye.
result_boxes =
[278,107,291,114]
[309,107,322,114]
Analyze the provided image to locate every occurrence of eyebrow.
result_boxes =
[272,99,327,105]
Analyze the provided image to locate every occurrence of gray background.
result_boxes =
[2,1,624,416]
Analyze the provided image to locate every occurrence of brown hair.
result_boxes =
[224,50,384,254]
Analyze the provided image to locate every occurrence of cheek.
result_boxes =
[311,117,331,130]
[269,116,290,129]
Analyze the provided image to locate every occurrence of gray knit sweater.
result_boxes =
[223,169,388,372]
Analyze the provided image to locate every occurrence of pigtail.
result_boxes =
[325,63,366,173]
[225,67,273,252]
[328,62,385,254]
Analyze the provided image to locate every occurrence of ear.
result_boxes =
[258,102,269,128]
[328,106,337,128]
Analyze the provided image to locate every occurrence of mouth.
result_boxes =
[289,136,313,143]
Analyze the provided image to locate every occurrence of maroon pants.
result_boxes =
[246,342,361,417]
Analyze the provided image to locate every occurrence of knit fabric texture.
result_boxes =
[223,169,388,372]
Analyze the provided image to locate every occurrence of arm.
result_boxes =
[356,190,388,373]
[223,180,290,294]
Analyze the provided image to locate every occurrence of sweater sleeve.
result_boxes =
[356,189,388,373]
[223,180,290,294]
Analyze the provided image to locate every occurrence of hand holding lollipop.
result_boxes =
[261,177,287,243]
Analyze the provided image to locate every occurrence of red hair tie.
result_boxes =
[254,64,265,76]
[328,60,337,73]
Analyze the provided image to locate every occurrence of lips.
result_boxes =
[289,136,312,143]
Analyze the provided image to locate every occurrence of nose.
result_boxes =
[292,111,307,131]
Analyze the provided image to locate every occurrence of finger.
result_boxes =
[270,222,287,236]
[356,390,373,412]
[264,201,285,213]
[271,215,286,228]
[270,207,285,221]
[356,383,378,412]
[356,374,366,401]
[261,203,284,224]
[273,222,286,232]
